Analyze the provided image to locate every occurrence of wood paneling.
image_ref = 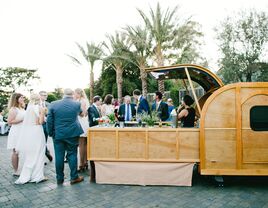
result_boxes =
[204,89,236,128]
[200,82,268,176]
[204,130,236,169]
[242,129,268,163]
[88,128,199,162]
[179,131,199,159]
[89,131,116,159]
[119,131,146,159]
[148,131,177,159]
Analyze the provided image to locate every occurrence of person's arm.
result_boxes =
[151,102,156,111]
[178,109,188,120]
[37,106,45,125]
[88,107,93,126]
[144,99,150,113]
[46,105,54,137]
[7,108,22,125]
[100,105,106,117]
[132,104,136,117]
[118,105,123,117]
[80,99,87,117]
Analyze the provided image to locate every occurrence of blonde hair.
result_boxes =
[75,88,89,108]
[75,88,87,99]
[8,93,23,109]
[29,93,40,105]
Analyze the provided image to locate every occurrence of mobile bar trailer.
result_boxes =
[87,64,268,186]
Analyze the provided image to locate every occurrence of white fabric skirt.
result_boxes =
[78,116,89,137]
[15,125,46,184]
[7,123,23,150]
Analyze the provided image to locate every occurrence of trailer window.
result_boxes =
[250,106,268,131]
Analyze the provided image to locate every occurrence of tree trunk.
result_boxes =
[156,47,165,94]
[246,73,252,82]
[158,80,165,94]
[116,66,123,104]
[89,68,94,104]
[140,65,148,97]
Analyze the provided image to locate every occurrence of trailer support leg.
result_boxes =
[214,176,224,187]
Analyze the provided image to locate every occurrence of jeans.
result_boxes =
[53,137,79,181]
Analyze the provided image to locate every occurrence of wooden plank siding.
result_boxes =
[87,128,200,163]
[200,82,268,175]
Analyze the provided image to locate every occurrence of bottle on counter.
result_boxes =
[170,109,178,128]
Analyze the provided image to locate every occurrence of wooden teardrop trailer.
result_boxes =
[87,64,268,185]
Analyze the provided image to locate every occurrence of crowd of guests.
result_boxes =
[5,88,196,185]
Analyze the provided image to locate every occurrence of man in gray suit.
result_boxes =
[47,88,84,185]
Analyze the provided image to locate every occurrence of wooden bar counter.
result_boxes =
[87,127,200,163]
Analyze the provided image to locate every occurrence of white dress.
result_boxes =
[7,107,25,150]
[101,104,114,116]
[78,98,89,137]
[15,104,46,184]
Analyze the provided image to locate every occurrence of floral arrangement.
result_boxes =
[95,113,116,126]
[96,116,109,125]
[140,111,159,127]
[107,113,116,124]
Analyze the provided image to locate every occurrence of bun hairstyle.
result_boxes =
[30,93,40,105]
[183,95,194,106]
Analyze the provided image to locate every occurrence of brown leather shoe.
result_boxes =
[70,176,84,185]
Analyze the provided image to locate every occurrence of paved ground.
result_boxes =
[0,135,268,208]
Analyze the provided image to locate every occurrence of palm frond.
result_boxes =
[75,42,88,61]
[66,54,82,65]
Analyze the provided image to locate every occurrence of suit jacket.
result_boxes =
[88,105,101,127]
[44,101,50,108]
[118,103,136,120]
[137,96,150,114]
[42,101,50,127]
[151,101,169,121]
[46,97,83,140]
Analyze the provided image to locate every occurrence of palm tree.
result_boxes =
[124,25,152,97]
[137,3,179,94]
[103,31,131,103]
[68,42,103,103]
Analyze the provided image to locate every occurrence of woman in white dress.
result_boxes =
[101,94,114,116]
[15,93,47,184]
[7,93,26,176]
[74,88,89,172]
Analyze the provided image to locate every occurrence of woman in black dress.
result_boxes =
[177,95,195,127]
